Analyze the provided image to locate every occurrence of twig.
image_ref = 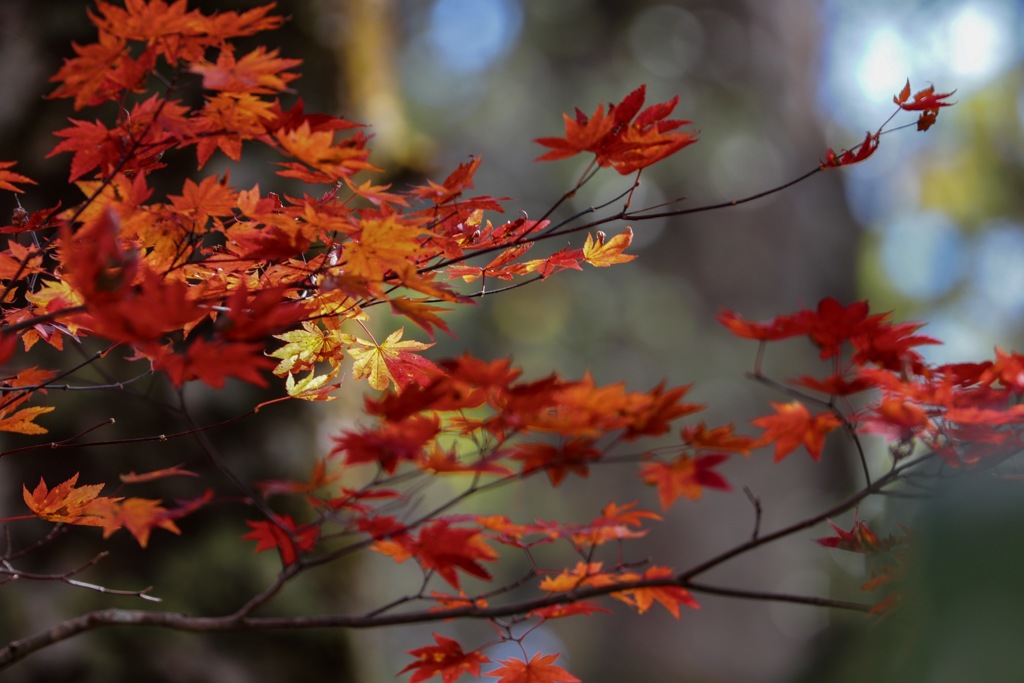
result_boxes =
[743,486,762,540]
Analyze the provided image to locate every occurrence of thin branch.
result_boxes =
[678,451,934,583]
[623,166,822,221]
[684,580,872,612]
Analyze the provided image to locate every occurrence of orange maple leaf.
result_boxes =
[489,653,580,683]
[46,31,151,109]
[410,156,483,205]
[190,46,301,94]
[681,422,756,456]
[860,398,932,441]
[568,501,661,546]
[535,85,696,174]
[119,464,199,484]
[622,382,704,439]
[23,474,120,527]
[340,214,426,287]
[613,566,700,618]
[641,454,731,510]
[539,562,618,592]
[399,634,489,683]
[257,459,339,497]
[534,103,615,162]
[528,601,611,620]
[273,121,375,182]
[0,161,36,194]
[582,227,637,267]
[167,173,239,224]
[0,405,56,435]
[0,368,56,435]
[752,401,842,461]
[194,92,277,166]
[91,497,182,548]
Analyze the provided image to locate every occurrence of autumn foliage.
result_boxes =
[0,1,980,680]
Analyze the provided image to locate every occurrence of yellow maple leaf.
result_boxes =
[269,321,350,376]
[582,226,637,267]
[0,405,56,435]
[348,328,436,392]
[284,369,341,401]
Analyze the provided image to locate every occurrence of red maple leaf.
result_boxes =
[242,514,319,566]
[409,521,498,590]
[820,131,880,169]
[797,297,886,359]
[979,347,1024,391]
[399,634,489,683]
[851,320,939,371]
[893,79,956,112]
[790,373,874,397]
[511,439,601,486]
[521,247,585,279]
[146,338,276,388]
[389,298,453,341]
[816,516,881,554]
[330,415,440,474]
[372,519,498,590]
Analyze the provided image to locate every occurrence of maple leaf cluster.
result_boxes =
[0,1,984,680]
[0,3,712,675]
[534,85,698,174]
[24,472,209,547]
[819,80,955,169]
[720,296,1024,468]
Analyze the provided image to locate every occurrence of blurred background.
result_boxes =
[0,0,1022,681]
